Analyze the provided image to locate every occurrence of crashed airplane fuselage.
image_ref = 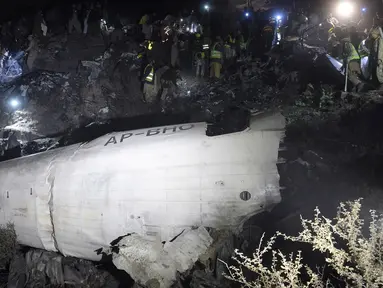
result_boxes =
[0,112,285,261]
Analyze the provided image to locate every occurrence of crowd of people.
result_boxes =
[136,12,277,104]
[0,1,282,106]
[326,12,383,92]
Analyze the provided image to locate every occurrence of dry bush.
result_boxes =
[0,223,16,270]
[220,199,383,287]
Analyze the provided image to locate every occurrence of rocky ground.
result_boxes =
[2,31,383,287]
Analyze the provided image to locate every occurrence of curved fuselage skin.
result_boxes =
[0,112,284,260]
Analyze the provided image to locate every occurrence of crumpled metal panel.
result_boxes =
[0,112,285,261]
[105,227,213,287]
[325,54,344,76]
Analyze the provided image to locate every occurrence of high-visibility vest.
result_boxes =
[139,14,148,25]
[144,65,154,83]
[344,41,360,62]
[210,43,222,59]
[196,52,205,59]
[147,41,154,50]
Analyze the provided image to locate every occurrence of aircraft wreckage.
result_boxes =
[0,111,285,287]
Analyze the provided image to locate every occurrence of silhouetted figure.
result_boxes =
[3,130,21,160]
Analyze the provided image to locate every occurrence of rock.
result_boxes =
[189,270,222,288]
[25,250,61,287]
[7,251,27,288]
[8,249,119,288]
[302,150,331,173]
[302,150,323,165]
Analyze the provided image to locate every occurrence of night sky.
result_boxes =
[4,0,383,25]
[3,0,202,23]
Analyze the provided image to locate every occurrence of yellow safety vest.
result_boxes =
[139,14,148,25]
[147,41,153,50]
[210,43,222,59]
[344,41,360,62]
[196,52,205,59]
[228,35,235,44]
[144,65,154,83]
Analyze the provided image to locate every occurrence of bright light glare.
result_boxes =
[187,90,191,94]
[336,2,354,17]
[186,27,190,31]
[319,23,323,26]
[362,7,367,12]
[276,15,282,20]
[9,99,19,108]
[245,12,249,17]
[181,18,183,22]
[204,4,209,11]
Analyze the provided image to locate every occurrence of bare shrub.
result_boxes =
[221,199,383,287]
[0,223,16,270]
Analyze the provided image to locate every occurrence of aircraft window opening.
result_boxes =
[240,191,251,201]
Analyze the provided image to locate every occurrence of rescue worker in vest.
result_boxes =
[349,26,361,53]
[191,33,202,62]
[144,39,155,59]
[227,34,235,47]
[142,61,156,103]
[138,39,153,90]
[338,29,364,91]
[328,26,342,59]
[262,21,274,52]
[210,36,223,79]
[193,33,203,53]
[139,14,149,26]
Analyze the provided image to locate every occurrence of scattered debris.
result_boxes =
[98,227,213,287]
[7,249,119,288]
